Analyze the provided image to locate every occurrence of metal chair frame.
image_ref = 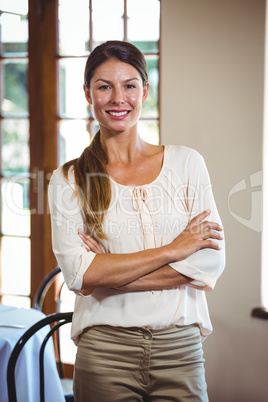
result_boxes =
[33,266,62,311]
[33,266,67,378]
[7,312,73,402]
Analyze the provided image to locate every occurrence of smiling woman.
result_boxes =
[48,40,225,401]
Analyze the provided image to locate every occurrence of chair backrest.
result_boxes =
[7,312,73,402]
[32,269,75,399]
[33,266,62,311]
[33,266,75,379]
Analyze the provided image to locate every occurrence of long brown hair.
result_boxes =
[62,41,148,240]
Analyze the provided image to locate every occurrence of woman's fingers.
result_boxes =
[189,212,224,251]
[188,211,223,235]
[78,229,104,254]
[81,244,89,251]
[200,239,222,250]
[189,209,211,228]
[190,213,224,244]
[169,209,224,261]
[200,229,224,242]
[198,221,224,234]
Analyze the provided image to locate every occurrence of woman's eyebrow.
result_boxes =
[124,78,140,83]
[94,77,140,84]
[94,78,112,84]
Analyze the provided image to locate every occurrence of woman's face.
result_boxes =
[84,58,149,134]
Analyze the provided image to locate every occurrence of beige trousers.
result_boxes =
[73,324,209,402]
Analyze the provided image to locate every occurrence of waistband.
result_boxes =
[80,324,201,344]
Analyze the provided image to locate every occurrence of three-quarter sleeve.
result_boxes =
[48,167,96,293]
[169,149,225,290]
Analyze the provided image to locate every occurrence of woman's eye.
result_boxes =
[126,84,135,89]
[99,85,110,90]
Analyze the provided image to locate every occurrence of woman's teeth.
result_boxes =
[108,111,129,116]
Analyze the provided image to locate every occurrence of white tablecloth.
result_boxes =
[0,304,65,402]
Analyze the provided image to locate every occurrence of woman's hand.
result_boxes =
[78,229,104,254]
[166,209,223,263]
[78,210,223,290]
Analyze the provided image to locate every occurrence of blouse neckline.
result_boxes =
[109,145,167,189]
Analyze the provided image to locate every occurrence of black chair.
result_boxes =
[7,312,73,402]
[33,267,75,379]
[33,267,75,401]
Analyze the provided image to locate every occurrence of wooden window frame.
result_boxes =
[28,0,58,311]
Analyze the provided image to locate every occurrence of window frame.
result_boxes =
[0,0,160,312]
[28,0,58,311]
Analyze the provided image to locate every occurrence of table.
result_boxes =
[0,304,65,402]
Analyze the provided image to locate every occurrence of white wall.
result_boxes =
[160,1,268,401]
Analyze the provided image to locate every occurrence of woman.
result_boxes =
[48,40,225,401]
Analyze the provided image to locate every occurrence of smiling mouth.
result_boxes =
[106,111,130,117]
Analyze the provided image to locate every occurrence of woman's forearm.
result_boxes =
[82,246,171,289]
[115,265,193,291]
[80,210,223,291]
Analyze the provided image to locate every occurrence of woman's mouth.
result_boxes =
[106,110,130,118]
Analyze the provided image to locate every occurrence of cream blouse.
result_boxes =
[48,145,225,344]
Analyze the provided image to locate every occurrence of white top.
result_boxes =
[48,145,225,344]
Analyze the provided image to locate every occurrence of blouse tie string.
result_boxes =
[132,187,157,249]
[132,187,148,211]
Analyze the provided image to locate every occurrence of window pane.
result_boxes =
[0,0,28,15]
[1,119,29,175]
[2,60,28,116]
[142,56,159,118]
[0,236,30,296]
[1,178,30,237]
[138,120,159,145]
[58,0,89,56]
[92,0,124,47]
[59,119,90,165]
[59,58,89,118]
[0,8,28,56]
[127,0,160,53]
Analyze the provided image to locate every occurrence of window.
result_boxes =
[0,0,30,308]
[58,0,160,165]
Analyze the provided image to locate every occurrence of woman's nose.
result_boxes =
[111,87,125,104]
